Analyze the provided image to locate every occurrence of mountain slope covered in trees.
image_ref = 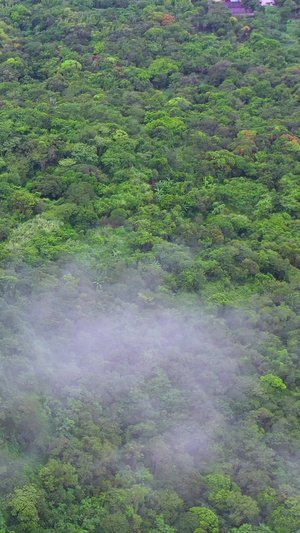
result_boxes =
[1,0,300,531]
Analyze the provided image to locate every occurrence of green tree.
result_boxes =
[6,485,42,532]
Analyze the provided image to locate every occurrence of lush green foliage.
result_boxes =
[1,0,300,531]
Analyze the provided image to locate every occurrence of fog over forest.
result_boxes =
[0,0,300,531]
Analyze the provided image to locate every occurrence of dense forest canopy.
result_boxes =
[1,0,300,531]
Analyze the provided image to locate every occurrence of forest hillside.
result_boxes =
[0,0,300,531]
